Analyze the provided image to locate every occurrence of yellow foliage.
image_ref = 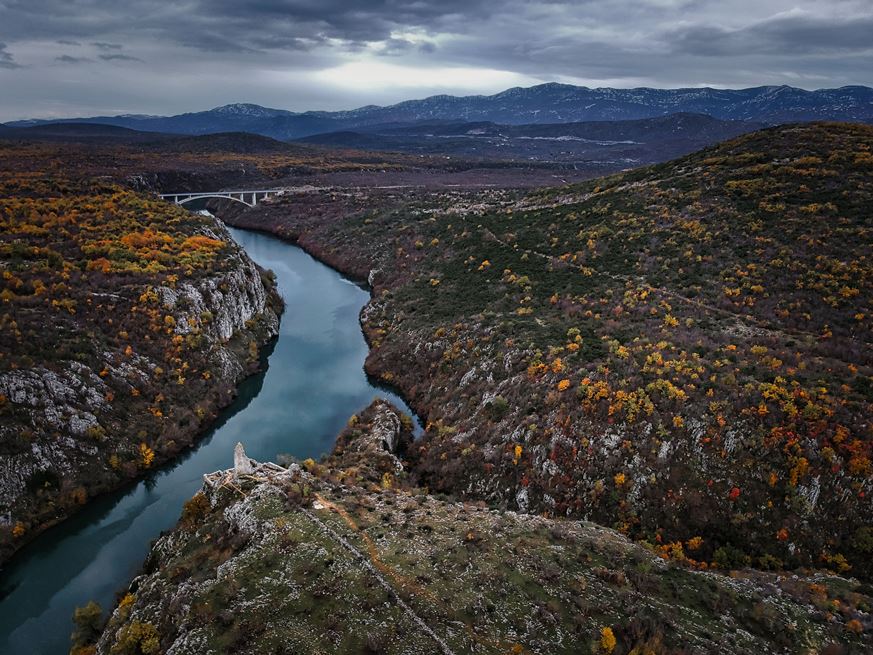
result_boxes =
[120,229,173,250]
[600,626,617,653]
[118,593,135,610]
[139,442,155,468]
[686,536,704,551]
[788,457,809,487]
[181,235,225,251]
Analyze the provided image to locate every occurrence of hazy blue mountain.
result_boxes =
[6,103,304,134]
[0,122,172,142]
[5,84,872,139]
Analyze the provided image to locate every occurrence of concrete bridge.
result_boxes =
[159,188,284,208]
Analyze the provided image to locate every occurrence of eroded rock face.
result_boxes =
[155,226,277,344]
[0,364,107,527]
[323,400,414,483]
[0,217,280,563]
[355,400,402,454]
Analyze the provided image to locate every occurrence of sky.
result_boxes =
[0,0,872,121]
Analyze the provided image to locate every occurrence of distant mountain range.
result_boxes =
[0,113,763,169]
[0,123,324,157]
[6,84,873,140]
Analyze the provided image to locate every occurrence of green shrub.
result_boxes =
[70,600,102,651]
[181,492,210,528]
[484,395,510,421]
[110,621,159,655]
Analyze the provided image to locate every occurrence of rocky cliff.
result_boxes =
[0,176,281,563]
[90,401,872,655]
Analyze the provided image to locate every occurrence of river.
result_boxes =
[0,225,421,654]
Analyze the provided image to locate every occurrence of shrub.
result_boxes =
[70,600,102,651]
[110,621,159,655]
[484,395,510,421]
[713,544,751,570]
[180,492,209,527]
[600,626,617,653]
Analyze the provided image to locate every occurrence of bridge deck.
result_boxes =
[158,189,285,207]
[159,189,284,196]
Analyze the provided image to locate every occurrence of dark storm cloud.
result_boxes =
[671,11,873,56]
[185,0,491,44]
[0,1,870,67]
[55,54,92,64]
[388,3,873,89]
[0,42,20,69]
[0,0,485,53]
[0,1,872,120]
[98,53,143,62]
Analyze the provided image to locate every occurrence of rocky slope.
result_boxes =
[223,123,872,580]
[0,173,281,563]
[90,401,872,655]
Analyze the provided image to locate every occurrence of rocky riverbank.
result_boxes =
[0,176,282,564]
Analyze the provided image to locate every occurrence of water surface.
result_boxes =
[0,226,419,654]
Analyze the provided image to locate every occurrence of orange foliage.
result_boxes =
[181,235,225,251]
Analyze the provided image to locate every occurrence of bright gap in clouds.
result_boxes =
[312,61,541,93]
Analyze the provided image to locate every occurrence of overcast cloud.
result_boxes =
[0,0,871,121]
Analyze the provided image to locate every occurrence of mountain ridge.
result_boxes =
[6,83,872,139]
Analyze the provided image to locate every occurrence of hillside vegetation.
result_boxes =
[227,123,873,579]
[92,401,872,655]
[0,164,281,562]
